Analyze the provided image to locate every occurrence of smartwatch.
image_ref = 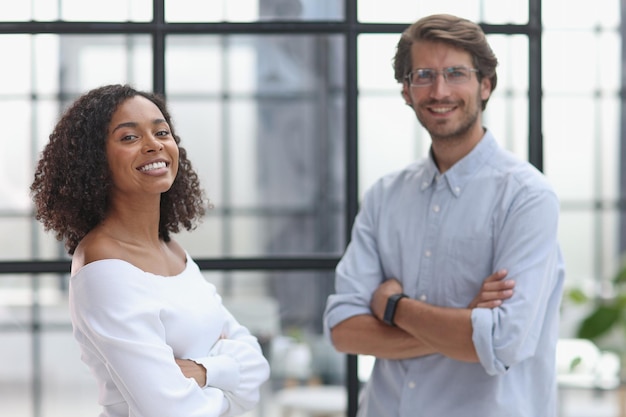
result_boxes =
[382,293,408,326]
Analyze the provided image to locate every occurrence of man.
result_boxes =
[323,14,564,417]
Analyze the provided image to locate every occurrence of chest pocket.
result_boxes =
[437,235,494,307]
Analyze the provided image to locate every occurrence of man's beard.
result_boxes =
[416,98,481,143]
[414,90,483,142]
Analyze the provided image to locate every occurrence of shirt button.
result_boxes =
[454,186,461,193]
[432,204,440,213]
[419,294,427,301]
[424,250,431,257]
[408,381,416,389]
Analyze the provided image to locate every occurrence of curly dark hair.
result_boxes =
[393,14,498,110]
[30,84,207,254]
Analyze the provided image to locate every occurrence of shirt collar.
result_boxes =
[420,129,497,197]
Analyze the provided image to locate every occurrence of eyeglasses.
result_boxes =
[405,66,479,87]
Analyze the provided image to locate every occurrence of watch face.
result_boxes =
[383,293,407,326]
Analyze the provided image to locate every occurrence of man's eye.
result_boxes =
[416,70,434,80]
[446,68,467,79]
[156,130,170,137]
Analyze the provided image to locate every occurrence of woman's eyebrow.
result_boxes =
[111,119,167,133]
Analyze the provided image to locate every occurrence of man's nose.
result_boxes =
[429,73,451,98]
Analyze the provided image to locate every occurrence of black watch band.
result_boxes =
[382,293,408,326]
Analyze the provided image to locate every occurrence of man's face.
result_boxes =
[402,40,492,143]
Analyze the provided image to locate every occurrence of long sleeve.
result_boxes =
[471,184,565,375]
[323,182,385,336]
[69,257,268,417]
[191,305,270,416]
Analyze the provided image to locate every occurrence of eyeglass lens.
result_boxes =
[408,66,476,86]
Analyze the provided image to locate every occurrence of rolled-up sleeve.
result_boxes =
[471,187,564,376]
[324,184,386,338]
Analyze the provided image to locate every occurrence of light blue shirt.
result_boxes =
[324,130,565,417]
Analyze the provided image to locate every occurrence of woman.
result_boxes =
[30,84,270,417]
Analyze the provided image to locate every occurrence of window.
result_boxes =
[1,1,622,416]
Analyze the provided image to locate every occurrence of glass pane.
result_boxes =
[481,0,528,24]
[0,100,31,212]
[34,36,62,95]
[0,36,32,95]
[57,35,152,94]
[0,0,153,21]
[543,30,620,95]
[0,218,32,261]
[597,96,621,201]
[543,0,619,29]
[484,95,528,161]
[0,35,60,94]
[487,35,529,93]
[358,0,528,24]
[166,35,346,257]
[42,331,100,417]
[165,0,343,22]
[483,34,529,160]
[359,0,481,24]
[544,97,596,200]
[166,37,225,93]
[0,332,32,417]
[0,0,31,21]
[358,95,428,195]
[558,209,620,290]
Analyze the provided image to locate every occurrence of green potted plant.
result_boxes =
[569,262,626,387]
[575,265,626,343]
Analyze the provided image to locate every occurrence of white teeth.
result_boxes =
[139,161,167,172]
[431,107,453,113]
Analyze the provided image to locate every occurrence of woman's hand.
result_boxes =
[176,358,207,387]
[468,269,514,309]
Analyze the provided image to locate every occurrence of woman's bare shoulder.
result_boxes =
[71,230,124,275]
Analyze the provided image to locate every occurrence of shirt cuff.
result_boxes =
[471,308,509,376]
[193,355,240,391]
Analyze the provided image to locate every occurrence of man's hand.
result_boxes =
[468,269,514,308]
[176,358,207,387]
[370,278,404,321]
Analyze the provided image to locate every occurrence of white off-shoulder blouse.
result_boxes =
[69,253,270,417]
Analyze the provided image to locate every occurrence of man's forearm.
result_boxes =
[393,298,479,362]
[330,314,437,359]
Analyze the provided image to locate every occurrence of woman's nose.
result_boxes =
[143,135,163,152]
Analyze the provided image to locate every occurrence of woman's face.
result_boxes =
[105,96,179,199]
